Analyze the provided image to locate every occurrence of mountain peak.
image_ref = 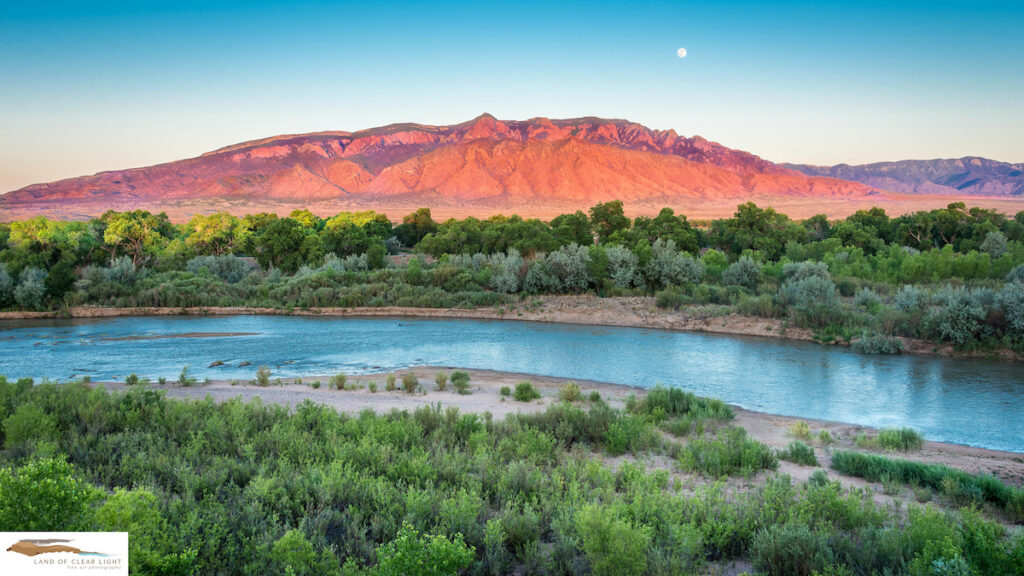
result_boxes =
[1,114,876,218]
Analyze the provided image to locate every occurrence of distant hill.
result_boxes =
[785,157,1024,197]
[0,114,873,218]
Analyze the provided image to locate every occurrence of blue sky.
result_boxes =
[1,0,1022,191]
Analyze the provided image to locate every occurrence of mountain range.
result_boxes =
[786,157,1024,198]
[0,115,873,218]
[1,115,1020,221]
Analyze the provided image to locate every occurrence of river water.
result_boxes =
[1,315,1021,451]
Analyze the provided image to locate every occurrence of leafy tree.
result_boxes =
[546,243,592,291]
[44,258,76,301]
[589,200,630,244]
[100,210,173,265]
[551,210,593,246]
[0,457,99,530]
[709,202,806,259]
[289,209,324,231]
[396,208,438,246]
[376,522,474,576]
[633,207,699,254]
[253,218,321,273]
[184,212,243,255]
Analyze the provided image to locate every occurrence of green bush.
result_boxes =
[679,426,778,477]
[852,332,905,355]
[331,373,348,390]
[125,373,140,386]
[877,427,924,451]
[256,365,271,387]
[451,370,471,394]
[376,521,475,576]
[513,381,541,402]
[435,371,448,391]
[575,505,651,576]
[779,441,818,466]
[559,381,581,402]
[499,385,511,397]
[3,403,57,450]
[0,458,99,530]
[401,372,419,394]
[386,373,397,391]
[751,523,834,576]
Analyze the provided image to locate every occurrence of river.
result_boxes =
[1,315,1021,451]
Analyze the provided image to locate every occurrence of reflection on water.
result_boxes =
[1,315,1022,452]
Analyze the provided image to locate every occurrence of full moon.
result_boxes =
[677,47,687,58]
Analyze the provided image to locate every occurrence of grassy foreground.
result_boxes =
[1,377,1022,576]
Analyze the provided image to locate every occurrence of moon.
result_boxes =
[677,47,687,58]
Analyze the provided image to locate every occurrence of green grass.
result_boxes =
[830,450,1023,521]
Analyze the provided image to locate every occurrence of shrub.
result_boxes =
[331,373,348,390]
[376,521,475,576]
[780,274,840,327]
[979,230,1008,258]
[853,287,883,312]
[256,366,271,387]
[678,426,778,477]
[722,256,762,289]
[605,245,641,288]
[385,373,397,391]
[178,365,197,386]
[311,380,321,389]
[368,381,377,393]
[852,332,904,354]
[0,266,12,307]
[751,523,834,576]
[779,441,819,466]
[893,284,924,312]
[124,373,140,386]
[0,458,99,531]
[996,282,1024,338]
[513,381,541,402]
[877,427,924,451]
[1006,264,1024,283]
[818,430,834,444]
[499,385,511,397]
[789,421,812,440]
[14,266,47,309]
[435,372,448,392]
[588,390,601,402]
[401,372,419,394]
[3,404,57,450]
[185,255,255,283]
[575,505,651,576]
[559,382,581,402]
[451,370,471,394]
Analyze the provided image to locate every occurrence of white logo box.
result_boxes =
[1,533,128,575]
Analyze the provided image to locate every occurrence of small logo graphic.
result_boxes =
[7,538,112,557]
[2,533,128,574]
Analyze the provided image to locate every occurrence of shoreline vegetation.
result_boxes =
[2,201,1024,360]
[2,368,1023,575]
[1,297,1021,361]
